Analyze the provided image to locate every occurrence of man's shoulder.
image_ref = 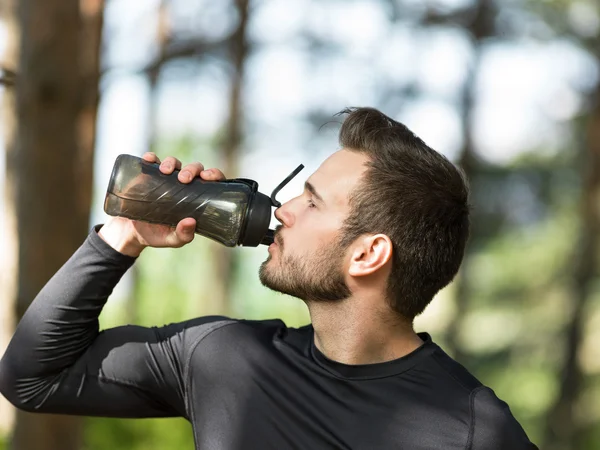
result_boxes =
[180,316,310,352]
[423,342,537,448]
[425,342,484,394]
[469,386,538,449]
[181,318,313,379]
[180,316,288,338]
[213,318,314,351]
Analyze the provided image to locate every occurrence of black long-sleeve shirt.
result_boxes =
[0,227,538,449]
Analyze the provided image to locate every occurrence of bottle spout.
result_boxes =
[254,163,303,247]
[270,164,304,207]
[260,229,275,246]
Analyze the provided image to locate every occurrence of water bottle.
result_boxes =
[104,154,303,247]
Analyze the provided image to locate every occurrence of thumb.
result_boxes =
[171,218,196,247]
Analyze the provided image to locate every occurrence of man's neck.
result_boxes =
[308,299,424,366]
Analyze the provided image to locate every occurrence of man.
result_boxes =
[0,108,537,449]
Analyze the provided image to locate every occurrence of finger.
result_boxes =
[178,162,205,183]
[159,156,183,175]
[200,168,227,181]
[142,152,161,164]
[169,218,196,247]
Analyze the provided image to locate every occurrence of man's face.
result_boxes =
[259,149,369,302]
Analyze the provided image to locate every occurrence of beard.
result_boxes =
[259,229,352,302]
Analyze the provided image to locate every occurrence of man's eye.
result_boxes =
[307,199,317,209]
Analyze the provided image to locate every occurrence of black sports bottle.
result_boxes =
[104,154,303,247]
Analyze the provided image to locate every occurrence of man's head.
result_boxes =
[260,107,470,320]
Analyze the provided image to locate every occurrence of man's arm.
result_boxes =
[469,387,539,450]
[0,152,231,418]
[0,226,230,418]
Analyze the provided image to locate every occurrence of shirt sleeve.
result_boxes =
[469,387,539,450]
[0,225,231,419]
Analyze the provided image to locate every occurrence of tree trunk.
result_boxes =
[7,0,104,449]
[210,0,250,315]
[147,0,170,148]
[443,0,496,362]
[0,0,19,436]
[77,0,104,213]
[542,70,600,450]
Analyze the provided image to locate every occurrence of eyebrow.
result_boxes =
[305,181,325,204]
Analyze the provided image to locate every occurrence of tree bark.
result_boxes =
[210,0,250,315]
[147,0,170,148]
[7,0,104,449]
[77,0,104,215]
[0,0,19,436]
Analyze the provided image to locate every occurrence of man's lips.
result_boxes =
[268,237,282,253]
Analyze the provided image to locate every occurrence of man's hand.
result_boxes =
[98,152,227,257]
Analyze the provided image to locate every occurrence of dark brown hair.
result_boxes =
[337,107,470,319]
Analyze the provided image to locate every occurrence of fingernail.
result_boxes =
[180,171,192,181]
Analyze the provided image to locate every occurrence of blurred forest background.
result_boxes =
[0,0,599,449]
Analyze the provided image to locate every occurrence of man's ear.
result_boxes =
[348,234,392,277]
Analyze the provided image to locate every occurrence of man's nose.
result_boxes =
[274,203,294,227]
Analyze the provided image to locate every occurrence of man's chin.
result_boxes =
[258,260,275,288]
[259,265,291,296]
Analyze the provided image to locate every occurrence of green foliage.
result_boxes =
[85,417,194,450]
